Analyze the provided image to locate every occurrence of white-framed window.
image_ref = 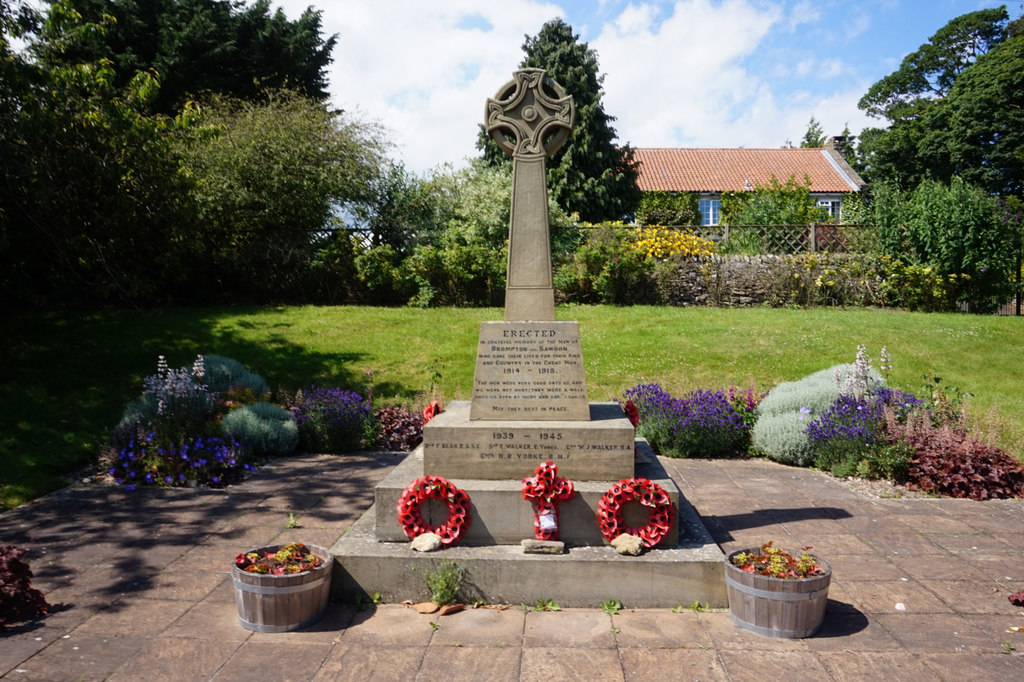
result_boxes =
[699,198,721,226]
[817,199,841,221]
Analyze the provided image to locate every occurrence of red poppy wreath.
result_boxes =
[597,477,674,548]
[396,475,471,545]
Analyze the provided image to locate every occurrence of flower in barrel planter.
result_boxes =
[232,542,334,632]
[724,541,832,639]
[235,542,324,575]
[731,542,825,579]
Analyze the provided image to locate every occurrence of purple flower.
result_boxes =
[806,388,922,472]
[294,386,374,452]
[624,384,749,458]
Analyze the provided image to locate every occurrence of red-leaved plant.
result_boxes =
[373,406,424,451]
[885,413,1024,500]
[1,545,50,631]
[731,542,825,579]
[235,542,323,575]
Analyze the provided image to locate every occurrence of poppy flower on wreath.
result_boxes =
[422,400,442,424]
[521,461,576,541]
[623,400,639,428]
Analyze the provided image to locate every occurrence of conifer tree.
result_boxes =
[478,18,640,222]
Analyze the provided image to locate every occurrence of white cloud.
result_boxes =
[844,11,872,42]
[610,3,661,35]
[270,0,885,171]
[595,0,784,147]
[277,0,565,173]
[786,0,821,31]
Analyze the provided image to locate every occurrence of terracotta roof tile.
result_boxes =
[634,148,863,194]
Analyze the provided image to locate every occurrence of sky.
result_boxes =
[276,0,1014,174]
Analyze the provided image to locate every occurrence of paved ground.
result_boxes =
[2,453,1023,681]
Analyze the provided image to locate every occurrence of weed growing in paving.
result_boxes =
[423,560,464,606]
[601,599,623,615]
[523,599,561,612]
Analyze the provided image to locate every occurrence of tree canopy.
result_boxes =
[478,18,641,223]
[53,0,336,114]
[855,7,1013,189]
[799,116,826,148]
[0,2,385,308]
[944,30,1024,195]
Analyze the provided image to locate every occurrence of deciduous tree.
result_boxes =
[856,7,1010,187]
[176,90,385,300]
[944,31,1024,195]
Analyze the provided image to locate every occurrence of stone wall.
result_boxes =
[659,255,807,307]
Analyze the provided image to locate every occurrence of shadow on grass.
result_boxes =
[0,307,414,508]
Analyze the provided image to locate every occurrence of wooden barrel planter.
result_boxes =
[724,548,831,639]
[232,544,333,632]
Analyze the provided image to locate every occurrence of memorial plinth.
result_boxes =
[380,439,678,547]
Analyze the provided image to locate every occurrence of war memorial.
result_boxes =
[331,70,726,607]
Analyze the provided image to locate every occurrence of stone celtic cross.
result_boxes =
[485,69,575,322]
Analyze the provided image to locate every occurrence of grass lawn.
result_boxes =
[2,305,1022,509]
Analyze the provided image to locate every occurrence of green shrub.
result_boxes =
[751,412,817,466]
[875,256,963,312]
[221,402,298,458]
[353,244,417,305]
[753,363,884,465]
[859,178,1016,313]
[721,174,830,226]
[203,355,270,397]
[406,240,506,307]
[636,191,698,226]
[855,441,913,481]
[554,227,658,304]
[758,254,882,308]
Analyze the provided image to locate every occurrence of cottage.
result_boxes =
[634,137,866,225]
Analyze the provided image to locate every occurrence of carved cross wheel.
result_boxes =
[485,69,575,159]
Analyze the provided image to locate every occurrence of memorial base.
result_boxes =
[329,439,727,608]
[378,441,679,548]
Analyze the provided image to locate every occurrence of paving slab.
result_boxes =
[1,453,1022,681]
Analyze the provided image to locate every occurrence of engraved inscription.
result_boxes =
[430,429,632,465]
[470,321,589,421]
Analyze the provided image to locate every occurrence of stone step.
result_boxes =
[376,441,680,548]
[331,497,727,609]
